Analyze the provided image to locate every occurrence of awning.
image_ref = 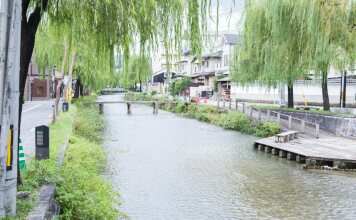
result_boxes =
[199,72,216,77]
[215,69,228,74]
[218,76,230,82]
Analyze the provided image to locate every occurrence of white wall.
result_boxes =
[231,81,356,107]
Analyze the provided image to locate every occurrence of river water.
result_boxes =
[102,94,356,220]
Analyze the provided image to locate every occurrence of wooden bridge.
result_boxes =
[95,101,177,115]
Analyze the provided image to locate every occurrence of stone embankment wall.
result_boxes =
[277,110,356,137]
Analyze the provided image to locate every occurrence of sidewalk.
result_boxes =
[20,100,54,160]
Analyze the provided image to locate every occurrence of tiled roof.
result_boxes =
[223,34,243,45]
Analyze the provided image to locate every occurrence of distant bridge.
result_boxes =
[94,101,179,115]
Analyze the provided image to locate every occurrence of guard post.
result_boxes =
[35,125,49,160]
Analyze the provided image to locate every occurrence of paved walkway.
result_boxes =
[20,100,54,160]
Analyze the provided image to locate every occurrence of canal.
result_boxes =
[101,94,356,220]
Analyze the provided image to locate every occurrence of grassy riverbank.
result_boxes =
[12,96,124,219]
[126,92,280,137]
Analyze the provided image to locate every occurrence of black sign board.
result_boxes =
[35,125,49,160]
[62,102,69,112]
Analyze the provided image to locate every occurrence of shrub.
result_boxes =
[219,111,251,132]
[151,91,157,96]
[57,136,123,219]
[173,102,187,113]
[186,103,198,118]
[56,98,124,219]
[205,113,221,125]
[196,105,219,114]
[73,106,104,143]
[255,122,280,137]
[194,112,210,122]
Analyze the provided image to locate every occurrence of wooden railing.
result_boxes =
[216,98,320,139]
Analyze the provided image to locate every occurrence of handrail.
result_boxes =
[215,97,319,138]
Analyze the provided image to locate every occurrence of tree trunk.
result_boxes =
[287,84,294,108]
[73,77,82,98]
[139,79,142,92]
[55,38,68,116]
[18,0,49,185]
[64,51,75,102]
[322,71,330,111]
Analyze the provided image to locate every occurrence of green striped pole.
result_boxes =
[19,139,26,171]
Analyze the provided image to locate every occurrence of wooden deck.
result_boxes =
[254,136,356,166]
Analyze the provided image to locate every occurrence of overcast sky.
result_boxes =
[209,0,245,33]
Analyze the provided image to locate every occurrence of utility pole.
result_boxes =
[279,83,286,108]
[340,70,347,108]
[0,0,21,216]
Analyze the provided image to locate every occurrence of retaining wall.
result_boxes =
[273,110,356,137]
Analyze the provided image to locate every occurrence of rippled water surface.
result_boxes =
[102,95,356,220]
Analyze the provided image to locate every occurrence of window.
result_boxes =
[224,55,229,66]
[205,61,209,68]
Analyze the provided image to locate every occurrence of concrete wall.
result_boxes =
[275,110,356,137]
[231,80,356,107]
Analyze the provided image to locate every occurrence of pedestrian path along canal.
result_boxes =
[102,94,356,220]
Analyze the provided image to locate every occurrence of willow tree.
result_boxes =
[302,0,356,110]
[121,56,152,91]
[231,0,356,109]
[231,0,310,108]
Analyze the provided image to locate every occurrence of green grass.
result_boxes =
[10,96,124,219]
[10,109,75,219]
[56,97,124,219]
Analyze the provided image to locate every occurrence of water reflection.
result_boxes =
[102,95,356,220]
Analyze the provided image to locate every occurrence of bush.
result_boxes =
[57,136,123,219]
[255,122,280,137]
[169,77,192,96]
[219,111,251,132]
[56,98,124,219]
[73,106,104,143]
[186,103,198,118]
[194,112,210,122]
[205,113,221,125]
[173,102,187,113]
[151,91,157,96]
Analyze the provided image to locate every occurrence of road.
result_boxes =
[20,100,54,160]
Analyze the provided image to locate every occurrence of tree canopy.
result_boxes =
[230,0,356,108]
[34,0,221,90]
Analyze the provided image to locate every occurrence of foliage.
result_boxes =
[219,111,251,133]
[13,97,122,219]
[254,122,280,137]
[231,0,356,109]
[12,109,75,219]
[57,136,123,219]
[121,55,152,89]
[231,0,311,87]
[57,97,123,219]
[73,106,104,143]
[169,77,192,96]
[34,0,220,90]
[125,92,281,137]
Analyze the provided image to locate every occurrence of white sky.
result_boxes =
[208,0,245,33]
